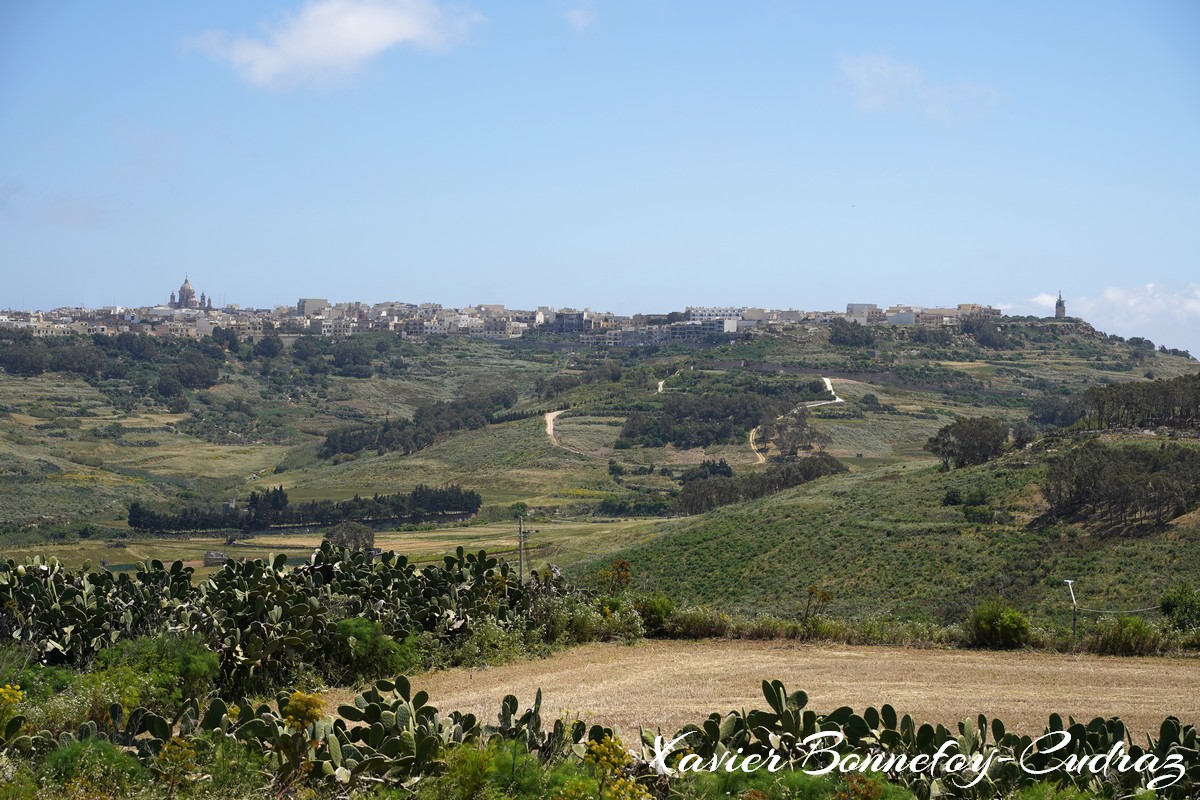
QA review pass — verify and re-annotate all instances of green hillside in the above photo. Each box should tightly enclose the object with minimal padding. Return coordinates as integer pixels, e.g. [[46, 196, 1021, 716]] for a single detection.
[[574, 445, 1200, 625], [2, 318, 1198, 626]]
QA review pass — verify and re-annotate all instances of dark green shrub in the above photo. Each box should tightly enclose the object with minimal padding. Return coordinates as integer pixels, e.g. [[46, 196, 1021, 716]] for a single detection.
[[962, 505, 995, 524], [45, 739, 145, 793], [633, 592, 675, 637], [13, 664, 74, 702], [963, 488, 988, 506], [196, 737, 267, 797], [335, 618, 423, 681], [0, 645, 72, 703], [419, 740, 498, 800], [447, 618, 529, 668], [1160, 583, 1200, 632], [92, 633, 218, 714], [968, 598, 1030, 649], [942, 489, 963, 506], [1086, 615, 1163, 656], [668, 606, 732, 639]]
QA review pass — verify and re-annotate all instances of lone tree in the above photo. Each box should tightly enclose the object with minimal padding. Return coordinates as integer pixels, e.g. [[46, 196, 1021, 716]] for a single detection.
[[924, 417, 1009, 470], [325, 521, 374, 552], [762, 409, 828, 461]]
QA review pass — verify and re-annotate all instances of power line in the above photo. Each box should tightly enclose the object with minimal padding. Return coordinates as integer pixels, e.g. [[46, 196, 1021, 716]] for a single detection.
[[1077, 605, 1161, 615], [1063, 578, 1162, 642]]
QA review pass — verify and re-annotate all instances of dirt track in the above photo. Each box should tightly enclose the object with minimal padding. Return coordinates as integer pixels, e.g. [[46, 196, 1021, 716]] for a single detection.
[[406, 640, 1198, 738]]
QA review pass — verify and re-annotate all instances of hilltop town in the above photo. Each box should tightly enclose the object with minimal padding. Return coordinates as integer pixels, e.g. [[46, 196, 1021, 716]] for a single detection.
[[1, 275, 1067, 346]]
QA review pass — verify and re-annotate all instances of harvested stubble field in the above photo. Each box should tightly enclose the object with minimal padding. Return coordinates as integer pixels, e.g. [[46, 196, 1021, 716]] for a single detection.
[[396, 640, 1199, 739]]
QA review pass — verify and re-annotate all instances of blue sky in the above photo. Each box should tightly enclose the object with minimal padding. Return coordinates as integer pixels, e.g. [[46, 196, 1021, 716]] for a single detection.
[[2, 1, 1198, 352]]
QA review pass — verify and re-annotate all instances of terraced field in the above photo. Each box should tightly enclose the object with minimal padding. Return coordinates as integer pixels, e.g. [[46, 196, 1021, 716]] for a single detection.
[[0, 518, 658, 575]]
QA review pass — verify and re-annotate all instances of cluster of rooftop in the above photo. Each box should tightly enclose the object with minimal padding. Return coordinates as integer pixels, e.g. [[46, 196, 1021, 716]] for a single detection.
[[1, 276, 1053, 345]]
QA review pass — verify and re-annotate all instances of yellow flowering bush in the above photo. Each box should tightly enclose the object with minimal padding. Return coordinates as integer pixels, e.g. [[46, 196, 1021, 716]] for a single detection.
[[584, 735, 632, 774], [581, 735, 651, 800], [0, 683, 23, 726], [284, 690, 324, 731]]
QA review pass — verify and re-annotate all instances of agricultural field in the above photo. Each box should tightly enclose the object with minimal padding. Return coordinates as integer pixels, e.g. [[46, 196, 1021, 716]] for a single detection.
[[398, 639, 1200, 739], [0, 518, 657, 575]]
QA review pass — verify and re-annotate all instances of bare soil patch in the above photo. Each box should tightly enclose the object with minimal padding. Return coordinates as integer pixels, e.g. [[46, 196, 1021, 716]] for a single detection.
[[397, 640, 1198, 738]]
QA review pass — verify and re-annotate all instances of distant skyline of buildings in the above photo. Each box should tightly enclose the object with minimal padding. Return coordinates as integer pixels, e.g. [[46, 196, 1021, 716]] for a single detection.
[[0, 274, 1087, 348]]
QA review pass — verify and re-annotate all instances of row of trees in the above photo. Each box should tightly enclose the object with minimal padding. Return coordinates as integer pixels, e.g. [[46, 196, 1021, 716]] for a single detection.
[[0, 330, 227, 389], [596, 497, 674, 516], [677, 453, 847, 514], [1077, 373, 1200, 430], [619, 383, 826, 450], [1043, 440, 1200, 524], [320, 387, 518, 458], [127, 483, 483, 532], [679, 458, 734, 483]]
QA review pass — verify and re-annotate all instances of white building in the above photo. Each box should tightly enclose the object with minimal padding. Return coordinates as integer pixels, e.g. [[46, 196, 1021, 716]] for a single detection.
[[686, 306, 744, 322]]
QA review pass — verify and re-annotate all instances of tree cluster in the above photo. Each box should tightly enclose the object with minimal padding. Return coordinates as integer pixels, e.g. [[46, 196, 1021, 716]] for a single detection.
[[1043, 440, 1200, 524], [677, 453, 847, 514], [618, 383, 825, 450], [1028, 396, 1083, 428], [320, 387, 518, 458], [1077, 373, 1200, 430], [758, 408, 830, 460], [596, 497, 674, 516], [324, 521, 375, 552], [0, 329, 297, 396], [924, 417, 1009, 469], [961, 317, 1015, 349], [534, 360, 623, 400], [828, 318, 874, 347], [679, 459, 734, 484], [127, 483, 482, 532]]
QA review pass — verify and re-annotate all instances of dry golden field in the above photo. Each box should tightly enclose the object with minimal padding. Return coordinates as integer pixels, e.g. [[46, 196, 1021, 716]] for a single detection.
[[392, 640, 1199, 739]]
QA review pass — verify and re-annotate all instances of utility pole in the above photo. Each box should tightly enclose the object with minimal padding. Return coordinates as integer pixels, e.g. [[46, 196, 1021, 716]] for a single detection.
[[1064, 580, 1077, 641], [517, 516, 525, 582]]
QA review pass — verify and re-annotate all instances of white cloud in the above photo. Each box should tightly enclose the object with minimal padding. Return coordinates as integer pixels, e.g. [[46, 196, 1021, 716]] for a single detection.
[[838, 53, 998, 120], [1067, 283, 1200, 355], [1074, 283, 1200, 325], [1028, 292, 1058, 310], [565, 2, 597, 33], [188, 0, 483, 88]]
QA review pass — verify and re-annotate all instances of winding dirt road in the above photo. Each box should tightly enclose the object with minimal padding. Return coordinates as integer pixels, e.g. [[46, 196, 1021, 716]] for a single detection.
[[750, 376, 843, 463], [543, 409, 591, 457], [547, 376, 843, 464]]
